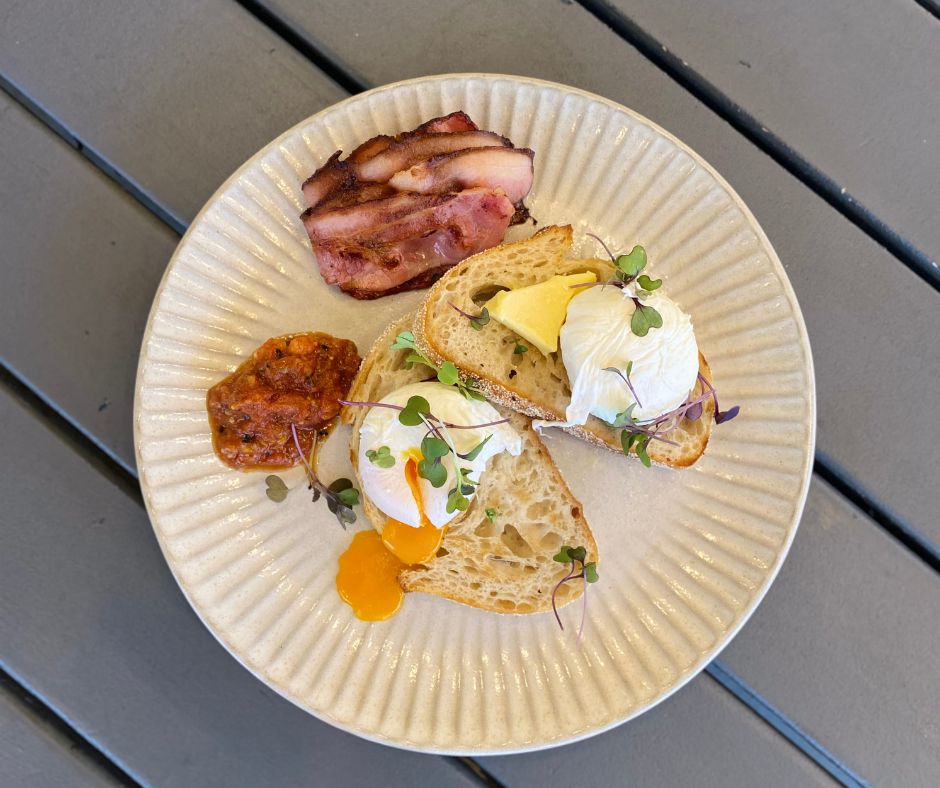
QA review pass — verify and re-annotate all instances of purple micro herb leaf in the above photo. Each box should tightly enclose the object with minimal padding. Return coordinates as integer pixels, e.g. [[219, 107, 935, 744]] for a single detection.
[[604, 364, 642, 408], [715, 405, 740, 424], [585, 232, 617, 263], [551, 545, 597, 639], [290, 423, 357, 530], [685, 400, 703, 421], [696, 373, 740, 426], [448, 301, 490, 330]]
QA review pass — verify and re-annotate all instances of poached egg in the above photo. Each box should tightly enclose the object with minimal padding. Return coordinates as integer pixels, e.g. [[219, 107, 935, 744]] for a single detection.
[[558, 285, 699, 426], [336, 381, 522, 621]]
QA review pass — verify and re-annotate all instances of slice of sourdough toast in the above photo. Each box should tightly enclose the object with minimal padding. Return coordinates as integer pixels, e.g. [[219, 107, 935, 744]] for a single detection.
[[412, 225, 714, 467], [341, 312, 597, 614]]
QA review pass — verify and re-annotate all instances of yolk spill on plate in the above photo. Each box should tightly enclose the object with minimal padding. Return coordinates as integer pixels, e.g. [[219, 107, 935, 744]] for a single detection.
[[336, 455, 444, 621], [336, 531, 406, 621]]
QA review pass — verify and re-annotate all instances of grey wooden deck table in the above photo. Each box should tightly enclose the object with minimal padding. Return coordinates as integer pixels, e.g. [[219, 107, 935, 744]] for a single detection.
[[2, 1, 938, 785]]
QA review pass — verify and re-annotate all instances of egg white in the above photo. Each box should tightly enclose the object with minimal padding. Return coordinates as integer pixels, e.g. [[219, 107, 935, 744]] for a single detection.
[[558, 285, 699, 425], [358, 382, 522, 528]]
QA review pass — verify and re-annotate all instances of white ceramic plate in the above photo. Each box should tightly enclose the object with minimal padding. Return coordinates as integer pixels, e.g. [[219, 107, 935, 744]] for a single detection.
[[134, 74, 815, 754]]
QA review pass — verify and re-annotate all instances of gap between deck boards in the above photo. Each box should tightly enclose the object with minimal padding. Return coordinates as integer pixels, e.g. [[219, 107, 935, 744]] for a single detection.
[[1, 668, 140, 786]]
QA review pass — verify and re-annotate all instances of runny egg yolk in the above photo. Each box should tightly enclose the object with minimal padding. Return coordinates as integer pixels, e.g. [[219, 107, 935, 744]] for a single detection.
[[335, 451, 444, 621], [381, 453, 445, 565]]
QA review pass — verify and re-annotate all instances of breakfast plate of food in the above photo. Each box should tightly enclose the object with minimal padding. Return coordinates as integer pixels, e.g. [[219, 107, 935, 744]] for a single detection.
[[134, 74, 815, 753]]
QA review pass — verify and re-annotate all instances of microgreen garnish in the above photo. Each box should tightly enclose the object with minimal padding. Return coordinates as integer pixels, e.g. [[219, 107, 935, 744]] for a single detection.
[[328, 478, 360, 510], [340, 397, 504, 514], [551, 545, 599, 640], [485, 508, 498, 523], [365, 445, 395, 468], [398, 394, 431, 426], [513, 342, 528, 355], [290, 423, 358, 529], [604, 370, 741, 467], [449, 301, 490, 331], [418, 434, 450, 488], [614, 245, 647, 279], [446, 465, 477, 513], [579, 236, 664, 338], [604, 362, 642, 408], [265, 474, 288, 502], [630, 301, 664, 337], [458, 433, 492, 461], [391, 331, 484, 400], [621, 430, 652, 467]]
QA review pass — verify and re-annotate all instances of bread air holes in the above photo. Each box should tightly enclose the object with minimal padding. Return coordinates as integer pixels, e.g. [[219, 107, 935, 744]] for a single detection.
[[474, 519, 498, 538], [540, 531, 562, 551], [526, 500, 551, 520], [500, 523, 535, 558], [470, 284, 509, 306]]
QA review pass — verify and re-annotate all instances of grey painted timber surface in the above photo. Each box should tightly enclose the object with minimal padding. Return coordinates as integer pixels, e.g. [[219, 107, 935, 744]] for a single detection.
[[721, 479, 940, 785], [609, 0, 940, 267], [481, 678, 831, 788], [0, 692, 117, 788], [0, 95, 178, 468], [0, 390, 831, 787], [0, 0, 346, 225], [0, 391, 480, 788]]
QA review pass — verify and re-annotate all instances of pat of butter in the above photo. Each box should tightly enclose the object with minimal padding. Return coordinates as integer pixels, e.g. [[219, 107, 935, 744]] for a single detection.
[[485, 271, 597, 354]]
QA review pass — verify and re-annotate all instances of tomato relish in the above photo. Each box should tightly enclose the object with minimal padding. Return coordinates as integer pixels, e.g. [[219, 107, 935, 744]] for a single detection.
[[206, 333, 360, 469]]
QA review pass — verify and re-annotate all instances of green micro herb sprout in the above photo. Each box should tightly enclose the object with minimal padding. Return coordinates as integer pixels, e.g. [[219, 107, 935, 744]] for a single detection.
[[578, 234, 664, 338], [365, 445, 395, 468], [286, 423, 359, 529], [449, 301, 490, 331], [485, 508, 498, 523], [513, 342, 528, 356], [391, 331, 484, 400], [552, 545, 599, 639], [265, 475, 288, 502]]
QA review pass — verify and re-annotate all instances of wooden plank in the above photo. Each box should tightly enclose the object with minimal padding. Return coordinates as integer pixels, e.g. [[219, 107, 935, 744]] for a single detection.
[[262, 0, 940, 544], [605, 0, 940, 267], [0, 0, 346, 225], [719, 478, 940, 784], [0, 391, 480, 788], [0, 692, 117, 788], [0, 96, 177, 468], [483, 676, 832, 788], [0, 390, 829, 787]]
